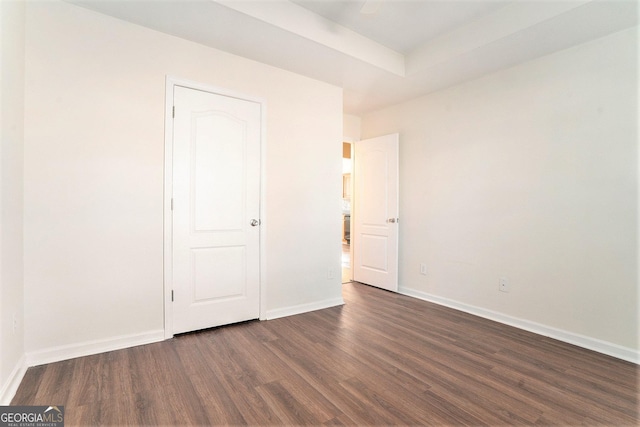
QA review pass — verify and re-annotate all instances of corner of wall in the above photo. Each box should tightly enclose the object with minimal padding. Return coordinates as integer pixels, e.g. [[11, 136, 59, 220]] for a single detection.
[[0, 0, 26, 405], [343, 114, 362, 142], [0, 356, 27, 405]]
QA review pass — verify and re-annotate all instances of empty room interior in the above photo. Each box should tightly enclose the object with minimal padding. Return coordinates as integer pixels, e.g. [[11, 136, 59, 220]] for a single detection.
[[1, 0, 638, 425]]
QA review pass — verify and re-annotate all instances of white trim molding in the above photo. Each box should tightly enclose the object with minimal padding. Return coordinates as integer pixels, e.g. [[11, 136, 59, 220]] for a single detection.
[[25, 330, 165, 367], [399, 286, 639, 364], [0, 355, 27, 405], [266, 297, 344, 321]]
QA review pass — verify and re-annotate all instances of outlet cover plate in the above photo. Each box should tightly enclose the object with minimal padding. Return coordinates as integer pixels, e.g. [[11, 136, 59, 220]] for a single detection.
[[420, 263, 427, 275]]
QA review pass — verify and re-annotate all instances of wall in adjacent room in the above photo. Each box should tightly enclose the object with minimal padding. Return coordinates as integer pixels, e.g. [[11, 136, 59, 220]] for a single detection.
[[343, 114, 361, 141]]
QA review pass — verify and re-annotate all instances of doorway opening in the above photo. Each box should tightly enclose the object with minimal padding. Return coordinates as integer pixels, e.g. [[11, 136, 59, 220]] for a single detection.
[[342, 141, 352, 284]]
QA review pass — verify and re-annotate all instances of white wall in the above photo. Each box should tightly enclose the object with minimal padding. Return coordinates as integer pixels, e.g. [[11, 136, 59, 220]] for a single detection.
[[0, 0, 26, 403], [24, 1, 343, 359], [361, 27, 638, 359], [343, 114, 361, 142]]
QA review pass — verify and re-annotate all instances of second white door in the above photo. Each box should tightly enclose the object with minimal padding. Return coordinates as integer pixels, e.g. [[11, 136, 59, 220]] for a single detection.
[[172, 85, 261, 334], [353, 133, 399, 292]]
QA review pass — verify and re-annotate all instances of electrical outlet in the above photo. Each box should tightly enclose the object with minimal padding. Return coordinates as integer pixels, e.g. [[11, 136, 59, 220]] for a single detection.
[[420, 263, 427, 275], [328, 268, 335, 280], [12, 313, 17, 334], [499, 277, 509, 293]]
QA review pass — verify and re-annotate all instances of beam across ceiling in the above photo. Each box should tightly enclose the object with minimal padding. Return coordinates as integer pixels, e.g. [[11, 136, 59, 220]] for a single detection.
[[217, 0, 406, 76]]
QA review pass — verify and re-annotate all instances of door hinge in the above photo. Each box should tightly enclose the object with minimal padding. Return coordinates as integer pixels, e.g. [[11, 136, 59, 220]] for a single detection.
[[171, 198, 173, 210], [172, 106, 175, 118], [171, 290, 174, 302]]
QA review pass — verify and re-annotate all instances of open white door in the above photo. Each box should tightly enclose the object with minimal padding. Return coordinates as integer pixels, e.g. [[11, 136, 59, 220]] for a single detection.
[[353, 133, 399, 292], [171, 84, 261, 334]]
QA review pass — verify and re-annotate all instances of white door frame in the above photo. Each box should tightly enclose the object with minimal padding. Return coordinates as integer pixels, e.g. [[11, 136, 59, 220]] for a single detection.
[[163, 76, 267, 339], [343, 137, 355, 283]]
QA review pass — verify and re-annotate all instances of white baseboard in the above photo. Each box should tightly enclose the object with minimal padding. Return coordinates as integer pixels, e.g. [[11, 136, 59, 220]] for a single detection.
[[266, 297, 344, 320], [0, 354, 27, 405], [26, 329, 165, 367], [399, 287, 639, 364]]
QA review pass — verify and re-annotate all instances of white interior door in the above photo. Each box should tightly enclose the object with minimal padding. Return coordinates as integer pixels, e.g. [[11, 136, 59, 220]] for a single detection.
[[353, 133, 399, 292], [172, 85, 261, 334]]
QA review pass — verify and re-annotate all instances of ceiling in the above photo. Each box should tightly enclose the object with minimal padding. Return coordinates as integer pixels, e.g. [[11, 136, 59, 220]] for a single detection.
[[290, 0, 511, 53], [69, 0, 638, 115]]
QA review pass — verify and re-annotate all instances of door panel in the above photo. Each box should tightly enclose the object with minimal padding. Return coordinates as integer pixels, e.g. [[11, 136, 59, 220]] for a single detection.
[[192, 246, 246, 301], [360, 150, 388, 224], [172, 85, 261, 334], [192, 112, 245, 232], [353, 133, 399, 292], [360, 234, 388, 272]]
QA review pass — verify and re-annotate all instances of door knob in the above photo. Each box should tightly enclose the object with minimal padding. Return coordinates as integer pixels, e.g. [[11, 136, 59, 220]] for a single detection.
[[387, 218, 399, 223], [250, 219, 260, 227]]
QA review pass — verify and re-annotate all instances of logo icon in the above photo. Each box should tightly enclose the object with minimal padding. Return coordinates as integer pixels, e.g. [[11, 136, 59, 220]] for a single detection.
[[0, 405, 65, 427]]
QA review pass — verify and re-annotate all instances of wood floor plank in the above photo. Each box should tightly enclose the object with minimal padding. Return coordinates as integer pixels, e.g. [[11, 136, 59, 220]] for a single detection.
[[11, 282, 639, 426], [33, 358, 75, 405], [255, 380, 324, 425], [325, 317, 542, 424], [187, 372, 249, 425], [72, 393, 139, 427], [339, 376, 426, 425], [488, 364, 632, 426], [494, 347, 638, 418], [322, 413, 358, 426], [67, 349, 135, 407], [11, 364, 45, 404], [259, 338, 350, 420]]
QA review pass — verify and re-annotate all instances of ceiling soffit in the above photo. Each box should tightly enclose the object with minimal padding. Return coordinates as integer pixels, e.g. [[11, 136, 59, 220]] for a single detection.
[[66, 0, 639, 114]]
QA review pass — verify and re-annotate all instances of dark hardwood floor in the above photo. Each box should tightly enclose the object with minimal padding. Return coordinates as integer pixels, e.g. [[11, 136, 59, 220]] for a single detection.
[[13, 282, 639, 426]]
